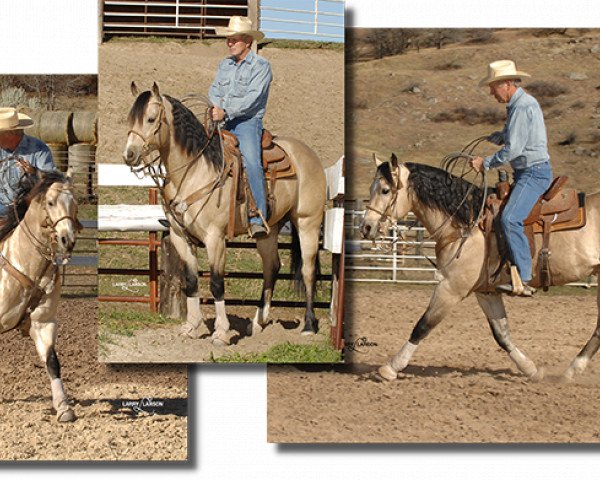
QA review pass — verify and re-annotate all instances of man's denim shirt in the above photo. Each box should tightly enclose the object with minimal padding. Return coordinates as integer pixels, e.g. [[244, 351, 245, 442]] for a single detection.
[[0, 134, 55, 206], [484, 87, 550, 171], [208, 49, 272, 121]]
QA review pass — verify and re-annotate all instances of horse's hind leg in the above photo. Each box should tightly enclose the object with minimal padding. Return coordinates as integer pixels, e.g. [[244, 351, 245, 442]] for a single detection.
[[563, 286, 600, 381], [29, 312, 75, 422], [204, 230, 230, 346], [250, 224, 281, 336], [379, 280, 463, 381], [170, 230, 207, 339], [293, 217, 320, 335], [475, 293, 541, 380]]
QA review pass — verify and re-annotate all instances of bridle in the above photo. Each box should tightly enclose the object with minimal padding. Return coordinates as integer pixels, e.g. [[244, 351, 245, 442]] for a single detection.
[[125, 95, 228, 241], [364, 164, 403, 237], [19, 183, 79, 262]]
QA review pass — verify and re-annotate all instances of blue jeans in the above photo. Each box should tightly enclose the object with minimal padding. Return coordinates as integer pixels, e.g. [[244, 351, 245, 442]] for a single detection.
[[500, 162, 553, 282], [0, 204, 9, 217], [226, 117, 266, 226]]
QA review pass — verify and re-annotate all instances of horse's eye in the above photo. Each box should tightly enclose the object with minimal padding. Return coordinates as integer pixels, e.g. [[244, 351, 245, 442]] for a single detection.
[[47, 200, 54, 207], [381, 188, 391, 195], [148, 117, 156, 123]]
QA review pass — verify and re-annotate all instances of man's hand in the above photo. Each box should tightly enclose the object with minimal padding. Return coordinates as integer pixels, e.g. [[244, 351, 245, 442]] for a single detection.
[[469, 156, 485, 173], [487, 131, 504, 145], [211, 106, 226, 122]]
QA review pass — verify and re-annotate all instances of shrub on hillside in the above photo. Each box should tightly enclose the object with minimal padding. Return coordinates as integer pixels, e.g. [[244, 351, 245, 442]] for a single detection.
[[526, 81, 569, 99], [431, 107, 504, 125]]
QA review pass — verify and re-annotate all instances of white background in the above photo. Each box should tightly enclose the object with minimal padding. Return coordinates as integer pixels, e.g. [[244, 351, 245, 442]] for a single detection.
[[2, 0, 600, 477]]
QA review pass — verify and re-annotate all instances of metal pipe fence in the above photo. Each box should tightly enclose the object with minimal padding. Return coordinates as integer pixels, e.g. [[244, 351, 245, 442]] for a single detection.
[[260, 0, 344, 41]]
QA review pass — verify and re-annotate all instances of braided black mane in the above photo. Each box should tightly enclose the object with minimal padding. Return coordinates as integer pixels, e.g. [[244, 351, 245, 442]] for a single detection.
[[166, 95, 222, 170], [0, 170, 68, 242], [404, 162, 485, 228]]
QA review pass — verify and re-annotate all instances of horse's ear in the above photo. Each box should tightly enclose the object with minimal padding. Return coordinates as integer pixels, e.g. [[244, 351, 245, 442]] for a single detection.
[[390, 153, 398, 169], [373, 154, 384, 167], [65, 167, 73, 180], [131, 81, 139, 97], [151, 82, 161, 98]]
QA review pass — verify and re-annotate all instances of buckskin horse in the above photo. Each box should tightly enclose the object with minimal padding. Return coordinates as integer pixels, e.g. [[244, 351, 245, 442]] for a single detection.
[[0, 171, 80, 421], [123, 82, 326, 345], [361, 153, 600, 382]]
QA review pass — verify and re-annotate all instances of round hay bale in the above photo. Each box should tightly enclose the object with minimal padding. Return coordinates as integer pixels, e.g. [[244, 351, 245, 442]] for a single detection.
[[38, 111, 73, 145], [47, 143, 69, 172], [25, 110, 45, 141], [72, 110, 97, 144], [68, 143, 95, 176]]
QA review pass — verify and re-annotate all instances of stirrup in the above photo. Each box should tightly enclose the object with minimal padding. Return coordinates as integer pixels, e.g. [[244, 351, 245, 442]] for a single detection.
[[495, 266, 536, 297]]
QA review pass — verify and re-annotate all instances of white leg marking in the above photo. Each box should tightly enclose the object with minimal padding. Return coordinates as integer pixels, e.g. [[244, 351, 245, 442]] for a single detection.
[[212, 300, 230, 346], [378, 341, 418, 381], [390, 341, 418, 372], [180, 297, 204, 338], [564, 356, 589, 381], [509, 348, 538, 378]]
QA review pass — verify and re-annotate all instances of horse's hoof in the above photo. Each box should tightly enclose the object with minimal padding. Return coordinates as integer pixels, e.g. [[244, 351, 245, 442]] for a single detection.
[[211, 335, 229, 347], [561, 368, 575, 383], [378, 364, 398, 381], [57, 407, 76, 423], [300, 329, 315, 336], [529, 367, 546, 383], [179, 323, 200, 339]]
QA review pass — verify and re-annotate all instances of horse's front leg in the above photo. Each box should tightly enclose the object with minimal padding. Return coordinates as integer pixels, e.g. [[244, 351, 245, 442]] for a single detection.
[[204, 230, 229, 346], [170, 229, 207, 339], [378, 279, 464, 381], [29, 288, 75, 422], [475, 292, 541, 380], [250, 224, 281, 336], [563, 286, 600, 381]]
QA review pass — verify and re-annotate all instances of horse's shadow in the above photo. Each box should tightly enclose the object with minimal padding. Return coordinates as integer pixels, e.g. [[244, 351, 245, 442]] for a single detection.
[[286, 362, 518, 383], [201, 316, 301, 346]]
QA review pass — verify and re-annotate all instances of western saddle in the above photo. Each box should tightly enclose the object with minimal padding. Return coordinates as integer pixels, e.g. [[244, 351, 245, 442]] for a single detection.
[[221, 128, 296, 239], [481, 172, 586, 291]]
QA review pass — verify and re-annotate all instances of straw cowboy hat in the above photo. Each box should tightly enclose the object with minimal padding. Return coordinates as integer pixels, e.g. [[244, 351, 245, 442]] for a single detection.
[[479, 60, 531, 87], [0, 107, 34, 132], [214, 16, 265, 43]]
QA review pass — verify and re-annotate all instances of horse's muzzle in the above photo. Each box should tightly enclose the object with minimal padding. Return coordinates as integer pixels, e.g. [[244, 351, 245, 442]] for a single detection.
[[123, 147, 141, 167], [360, 219, 379, 240]]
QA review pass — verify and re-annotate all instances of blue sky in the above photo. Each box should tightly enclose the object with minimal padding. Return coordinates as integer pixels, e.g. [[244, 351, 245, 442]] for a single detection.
[[259, 0, 344, 42]]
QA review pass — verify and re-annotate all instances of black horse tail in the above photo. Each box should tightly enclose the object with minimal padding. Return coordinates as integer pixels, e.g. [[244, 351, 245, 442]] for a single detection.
[[290, 222, 320, 295]]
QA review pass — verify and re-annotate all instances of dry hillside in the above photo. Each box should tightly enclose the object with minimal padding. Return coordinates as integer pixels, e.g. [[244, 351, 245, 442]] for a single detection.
[[347, 28, 600, 198]]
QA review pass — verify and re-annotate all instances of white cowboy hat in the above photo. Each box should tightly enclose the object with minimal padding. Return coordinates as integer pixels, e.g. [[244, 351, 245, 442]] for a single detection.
[[214, 16, 265, 43], [479, 60, 531, 87], [0, 107, 34, 132]]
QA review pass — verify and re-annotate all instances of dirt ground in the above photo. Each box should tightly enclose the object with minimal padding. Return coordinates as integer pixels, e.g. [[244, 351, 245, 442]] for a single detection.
[[0, 298, 188, 460], [268, 283, 600, 443], [100, 305, 331, 363], [97, 40, 343, 361]]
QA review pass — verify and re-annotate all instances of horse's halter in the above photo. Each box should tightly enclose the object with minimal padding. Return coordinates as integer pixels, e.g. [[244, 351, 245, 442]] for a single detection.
[[127, 99, 166, 172], [365, 164, 403, 233]]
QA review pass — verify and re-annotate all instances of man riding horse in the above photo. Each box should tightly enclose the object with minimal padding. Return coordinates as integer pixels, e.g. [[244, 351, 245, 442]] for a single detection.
[[209, 16, 272, 239], [470, 60, 553, 297], [0, 107, 56, 217]]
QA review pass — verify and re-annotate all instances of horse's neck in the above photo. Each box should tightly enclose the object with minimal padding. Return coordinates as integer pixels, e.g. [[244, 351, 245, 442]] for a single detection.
[[163, 147, 227, 200], [2, 206, 52, 278], [411, 202, 461, 241]]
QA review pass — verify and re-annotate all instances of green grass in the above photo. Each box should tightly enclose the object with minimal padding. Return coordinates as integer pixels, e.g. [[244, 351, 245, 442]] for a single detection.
[[213, 339, 342, 363], [99, 308, 181, 337]]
